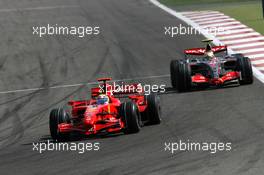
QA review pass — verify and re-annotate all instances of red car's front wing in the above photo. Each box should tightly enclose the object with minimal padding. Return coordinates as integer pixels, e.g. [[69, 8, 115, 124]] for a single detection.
[[192, 71, 240, 86], [58, 117, 125, 136]]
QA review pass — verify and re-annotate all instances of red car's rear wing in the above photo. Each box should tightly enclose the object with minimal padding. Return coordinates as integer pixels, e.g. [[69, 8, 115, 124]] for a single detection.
[[91, 78, 113, 98], [112, 83, 144, 96], [91, 83, 144, 99], [184, 46, 227, 55], [97, 77, 112, 82]]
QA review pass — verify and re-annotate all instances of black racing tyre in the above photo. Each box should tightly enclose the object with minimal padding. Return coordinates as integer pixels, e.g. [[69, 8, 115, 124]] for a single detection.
[[170, 60, 180, 88], [145, 94, 161, 125], [120, 102, 140, 134], [170, 60, 191, 91], [236, 55, 253, 85], [171, 60, 191, 92], [178, 62, 192, 92], [49, 108, 71, 141]]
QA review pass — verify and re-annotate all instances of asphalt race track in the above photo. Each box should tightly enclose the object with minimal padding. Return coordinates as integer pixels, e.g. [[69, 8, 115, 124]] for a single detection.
[[0, 0, 264, 174]]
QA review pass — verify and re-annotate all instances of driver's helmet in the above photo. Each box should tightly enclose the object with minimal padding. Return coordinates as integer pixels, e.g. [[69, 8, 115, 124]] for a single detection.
[[205, 43, 215, 59], [96, 94, 109, 105], [205, 50, 215, 59]]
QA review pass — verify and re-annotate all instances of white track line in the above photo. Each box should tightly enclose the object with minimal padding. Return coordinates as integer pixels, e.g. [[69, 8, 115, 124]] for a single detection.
[[252, 66, 264, 82], [197, 18, 236, 25], [201, 21, 241, 28], [235, 48, 264, 54], [223, 37, 264, 45], [149, 0, 264, 83], [251, 59, 264, 64], [0, 74, 170, 94], [245, 54, 264, 59], [193, 16, 230, 23], [0, 5, 79, 13], [230, 42, 264, 49], [219, 25, 248, 30], [185, 11, 220, 14], [218, 32, 260, 40], [217, 28, 254, 36], [189, 14, 225, 20], [185, 12, 222, 18], [181, 11, 215, 15], [257, 67, 264, 71]]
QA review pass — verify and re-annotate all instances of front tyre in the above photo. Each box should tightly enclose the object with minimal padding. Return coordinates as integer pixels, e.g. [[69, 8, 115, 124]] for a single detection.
[[236, 55, 253, 85], [49, 108, 71, 141], [120, 102, 141, 134], [170, 60, 191, 92], [170, 60, 180, 88]]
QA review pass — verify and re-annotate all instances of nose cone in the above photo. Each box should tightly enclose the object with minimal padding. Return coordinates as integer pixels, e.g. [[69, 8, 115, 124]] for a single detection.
[[84, 105, 99, 124]]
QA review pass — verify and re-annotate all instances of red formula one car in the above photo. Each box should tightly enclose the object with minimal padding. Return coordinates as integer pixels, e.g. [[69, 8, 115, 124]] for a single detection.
[[49, 78, 161, 141], [170, 40, 253, 92]]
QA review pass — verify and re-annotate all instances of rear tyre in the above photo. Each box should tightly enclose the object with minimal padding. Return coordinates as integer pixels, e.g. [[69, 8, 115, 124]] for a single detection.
[[170, 60, 191, 92], [120, 102, 141, 134], [49, 108, 71, 141], [236, 55, 253, 85], [145, 94, 161, 125]]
